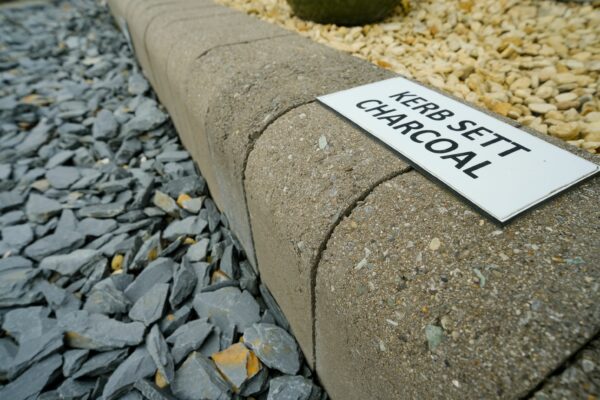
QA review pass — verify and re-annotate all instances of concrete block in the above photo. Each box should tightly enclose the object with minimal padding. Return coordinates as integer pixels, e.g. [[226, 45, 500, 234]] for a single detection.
[[245, 103, 410, 364], [160, 14, 287, 214], [188, 34, 395, 271], [316, 169, 599, 399], [126, 0, 211, 84], [143, 4, 235, 105]]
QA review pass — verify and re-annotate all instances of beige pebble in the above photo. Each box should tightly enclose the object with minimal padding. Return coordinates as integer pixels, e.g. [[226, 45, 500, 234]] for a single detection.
[[548, 122, 580, 140], [535, 86, 553, 99], [529, 103, 557, 114], [554, 92, 578, 103]]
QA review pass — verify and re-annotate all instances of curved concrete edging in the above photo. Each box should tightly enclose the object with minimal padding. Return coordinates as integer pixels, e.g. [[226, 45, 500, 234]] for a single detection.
[[107, 1, 600, 398]]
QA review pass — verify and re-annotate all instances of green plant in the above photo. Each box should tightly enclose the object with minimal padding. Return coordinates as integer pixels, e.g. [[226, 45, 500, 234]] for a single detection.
[[286, 0, 401, 26]]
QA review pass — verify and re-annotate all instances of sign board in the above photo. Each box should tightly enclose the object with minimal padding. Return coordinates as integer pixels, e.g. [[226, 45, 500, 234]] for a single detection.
[[318, 77, 599, 222]]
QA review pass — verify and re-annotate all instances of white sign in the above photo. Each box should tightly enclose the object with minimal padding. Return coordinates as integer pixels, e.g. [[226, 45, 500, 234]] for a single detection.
[[318, 77, 599, 222]]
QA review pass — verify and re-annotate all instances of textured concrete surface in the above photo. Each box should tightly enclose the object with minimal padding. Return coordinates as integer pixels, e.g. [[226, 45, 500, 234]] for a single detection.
[[246, 102, 409, 364], [188, 34, 394, 277], [316, 169, 599, 399], [533, 336, 600, 399]]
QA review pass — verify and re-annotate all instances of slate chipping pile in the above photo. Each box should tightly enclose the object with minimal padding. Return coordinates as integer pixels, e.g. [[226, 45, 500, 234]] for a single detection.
[[0, 1, 325, 399]]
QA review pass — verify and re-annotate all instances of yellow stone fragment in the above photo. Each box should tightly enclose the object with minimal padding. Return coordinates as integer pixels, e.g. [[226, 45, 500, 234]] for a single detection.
[[177, 193, 192, 208], [111, 254, 124, 271], [183, 237, 196, 245], [246, 351, 261, 377], [211, 270, 231, 284], [148, 247, 158, 261], [211, 343, 261, 392], [166, 314, 175, 321], [155, 370, 168, 388]]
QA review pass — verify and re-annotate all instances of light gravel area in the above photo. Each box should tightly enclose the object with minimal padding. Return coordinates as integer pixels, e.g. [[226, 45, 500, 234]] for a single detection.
[[0, 0, 324, 399], [216, 0, 600, 154]]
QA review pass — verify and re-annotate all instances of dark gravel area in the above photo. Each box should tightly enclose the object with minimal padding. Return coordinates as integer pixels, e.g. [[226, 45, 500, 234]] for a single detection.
[[0, 1, 325, 399]]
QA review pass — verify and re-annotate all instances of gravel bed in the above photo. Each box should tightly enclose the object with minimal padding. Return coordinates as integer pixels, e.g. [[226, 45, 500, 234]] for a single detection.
[[216, 0, 600, 154], [0, 1, 325, 399]]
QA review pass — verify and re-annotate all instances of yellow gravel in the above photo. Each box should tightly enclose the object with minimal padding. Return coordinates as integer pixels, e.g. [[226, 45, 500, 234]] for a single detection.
[[216, 0, 600, 154]]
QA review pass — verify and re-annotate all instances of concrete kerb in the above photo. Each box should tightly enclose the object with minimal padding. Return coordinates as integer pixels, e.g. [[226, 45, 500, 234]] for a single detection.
[[315, 170, 600, 400], [107, 0, 600, 398], [186, 33, 397, 278]]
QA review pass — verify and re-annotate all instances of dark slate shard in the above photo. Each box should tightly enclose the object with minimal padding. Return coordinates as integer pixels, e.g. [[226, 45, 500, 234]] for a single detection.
[[0, 353, 62, 400], [146, 324, 174, 385], [239, 260, 259, 296], [161, 175, 206, 198], [39, 280, 81, 312], [59, 310, 145, 351], [0, 266, 42, 307], [119, 390, 144, 400], [134, 379, 177, 400], [128, 232, 161, 272], [158, 236, 184, 258], [71, 170, 102, 190], [159, 303, 192, 337], [83, 284, 130, 315], [96, 178, 133, 194], [46, 166, 80, 189], [243, 323, 301, 375], [124, 257, 174, 303], [40, 249, 104, 276], [116, 210, 147, 223], [24, 230, 85, 261], [156, 151, 189, 163], [92, 109, 118, 140], [152, 190, 179, 216], [45, 149, 75, 169], [35, 217, 58, 238], [112, 219, 153, 235], [0, 164, 12, 181], [240, 366, 269, 397], [5, 327, 64, 379], [128, 283, 169, 326], [122, 99, 167, 137], [192, 262, 212, 293], [0, 338, 18, 362], [220, 323, 235, 351], [132, 177, 154, 209], [172, 352, 231, 400], [0, 191, 24, 212], [187, 238, 210, 262], [163, 216, 208, 241], [1, 223, 33, 252], [199, 328, 221, 358], [77, 217, 117, 237], [267, 376, 315, 400], [77, 202, 126, 219], [128, 73, 149, 96], [79, 257, 108, 295], [169, 257, 197, 309], [102, 347, 155, 400], [166, 318, 213, 364], [16, 118, 52, 155], [115, 139, 142, 165], [193, 287, 260, 333], [2, 306, 53, 343], [259, 283, 290, 331], [0, 210, 25, 227], [204, 199, 221, 233], [56, 378, 96, 400], [25, 193, 62, 223], [55, 209, 78, 235], [71, 349, 128, 379], [62, 349, 89, 377], [219, 244, 239, 280], [199, 280, 239, 294], [97, 233, 129, 256]]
